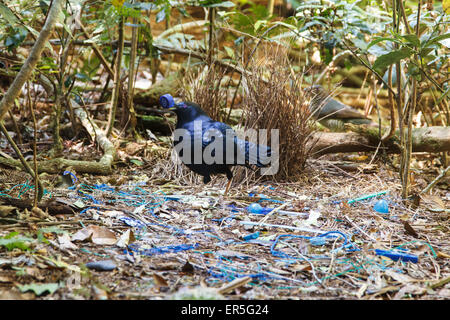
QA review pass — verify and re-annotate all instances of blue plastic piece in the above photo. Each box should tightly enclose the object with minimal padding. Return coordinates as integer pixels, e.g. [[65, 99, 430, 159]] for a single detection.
[[243, 231, 260, 241], [310, 237, 327, 246], [246, 203, 272, 215], [373, 199, 389, 214], [247, 203, 263, 213], [375, 249, 418, 263], [159, 94, 175, 109]]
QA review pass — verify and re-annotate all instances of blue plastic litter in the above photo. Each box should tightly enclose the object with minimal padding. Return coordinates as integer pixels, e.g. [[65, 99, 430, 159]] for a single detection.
[[119, 216, 147, 229], [63, 171, 78, 189], [373, 199, 389, 214], [159, 94, 175, 108], [347, 190, 389, 204], [310, 237, 327, 246], [127, 243, 199, 256], [375, 249, 418, 263], [248, 193, 284, 204], [243, 231, 260, 241], [247, 203, 271, 214], [246, 203, 308, 217]]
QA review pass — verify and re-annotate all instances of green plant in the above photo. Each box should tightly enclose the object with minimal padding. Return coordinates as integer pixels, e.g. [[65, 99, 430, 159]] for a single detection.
[[0, 231, 33, 251]]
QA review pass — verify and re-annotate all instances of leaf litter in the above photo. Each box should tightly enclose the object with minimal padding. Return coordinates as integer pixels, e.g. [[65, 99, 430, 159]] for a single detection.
[[0, 160, 449, 300]]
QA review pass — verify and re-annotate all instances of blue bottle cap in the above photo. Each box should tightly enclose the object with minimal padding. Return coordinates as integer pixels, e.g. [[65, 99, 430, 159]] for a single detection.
[[247, 203, 263, 214], [373, 199, 389, 214], [159, 94, 175, 109]]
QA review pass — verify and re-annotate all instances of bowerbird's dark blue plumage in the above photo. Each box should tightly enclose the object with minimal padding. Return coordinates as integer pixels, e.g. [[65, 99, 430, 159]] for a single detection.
[[160, 95, 271, 188]]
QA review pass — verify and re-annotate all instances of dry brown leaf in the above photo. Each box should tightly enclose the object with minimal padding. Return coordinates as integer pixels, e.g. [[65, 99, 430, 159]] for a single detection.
[[356, 283, 368, 299], [393, 284, 426, 299], [180, 261, 195, 275], [218, 276, 251, 295], [153, 273, 169, 287], [436, 251, 450, 259], [101, 210, 126, 218], [58, 234, 78, 250], [71, 227, 93, 242], [291, 263, 312, 272], [24, 267, 45, 281], [152, 262, 179, 271], [71, 225, 116, 245], [115, 229, 135, 248], [0, 205, 16, 217], [403, 221, 419, 238], [0, 289, 33, 300], [0, 276, 12, 283], [420, 194, 446, 211], [266, 266, 291, 275], [31, 207, 49, 219], [124, 142, 144, 156], [385, 269, 415, 284]]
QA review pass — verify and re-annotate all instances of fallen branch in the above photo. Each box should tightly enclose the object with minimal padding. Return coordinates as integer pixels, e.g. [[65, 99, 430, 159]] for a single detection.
[[0, 197, 75, 215], [311, 126, 450, 155], [420, 165, 450, 195], [0, 99, 115, 175], [133, 70, 182, 106], [0, 156, 112, 175]]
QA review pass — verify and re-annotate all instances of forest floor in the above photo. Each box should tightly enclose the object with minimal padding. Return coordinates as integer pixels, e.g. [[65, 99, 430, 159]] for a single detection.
[[0, 143, 449, 300]]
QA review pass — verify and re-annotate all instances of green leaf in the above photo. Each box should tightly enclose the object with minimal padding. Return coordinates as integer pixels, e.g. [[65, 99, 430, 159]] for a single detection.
[[36, 230, 49, 244], [4, 231, 19, 239], [130, 159, 143, 166], [200, 1, 235, 8], [419, 47, 434, 57], [272, 21, 297, 31], [367, 37, 402, 50], [0, 3, 19, 25], [18, 283, 59, 296], [344, 59, 352, 70], [373, 48, 413, 71], [254, 20, 267, 32], [156, 9, 166, 23], [223, 46, 234, 59], [0, 232, 33, 251], [402, 34, 420, 47], [351, 38, 368, 51], [40, 226, 67, 234], [425, 33, 450, 47], [436, 87, 450, 105], [0, 238, 31, 251]]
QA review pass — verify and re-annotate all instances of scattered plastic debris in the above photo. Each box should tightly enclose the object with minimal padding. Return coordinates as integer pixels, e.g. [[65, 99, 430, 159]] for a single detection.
[[246, 203, 308, 217], [310, 237, 327, 246], [375, 249, 419, 263], [240, 220, 326, 234], [2, 172, 443, 299], [373, 199, 390, 214], [243, 232, 260, 241], [347, 190, 389, 204]]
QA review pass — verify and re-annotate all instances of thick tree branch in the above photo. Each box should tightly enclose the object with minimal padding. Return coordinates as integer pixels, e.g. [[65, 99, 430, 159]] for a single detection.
[[311, 126, 450, 156]]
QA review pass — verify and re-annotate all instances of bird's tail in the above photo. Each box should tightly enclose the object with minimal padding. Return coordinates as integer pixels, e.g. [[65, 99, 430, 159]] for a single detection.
[[240, 139, 272, 167]]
